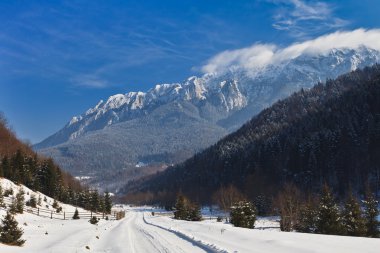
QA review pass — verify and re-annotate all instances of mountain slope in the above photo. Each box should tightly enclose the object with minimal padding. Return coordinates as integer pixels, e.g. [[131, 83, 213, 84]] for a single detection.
[[35, 46, 380, 189], [124, 65, 380, 203], [0, 113, 106, 212]]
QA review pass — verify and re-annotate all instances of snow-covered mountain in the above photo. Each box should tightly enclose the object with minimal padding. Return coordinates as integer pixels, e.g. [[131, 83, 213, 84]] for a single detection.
[[34, 46, 380, 190]]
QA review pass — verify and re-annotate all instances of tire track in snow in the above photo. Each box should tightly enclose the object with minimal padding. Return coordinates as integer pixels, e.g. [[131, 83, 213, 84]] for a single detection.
[[142, 213, 229, 253]]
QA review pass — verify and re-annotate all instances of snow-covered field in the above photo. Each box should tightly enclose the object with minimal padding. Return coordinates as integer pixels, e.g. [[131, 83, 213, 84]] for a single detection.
[[1, 178, 380, 253]]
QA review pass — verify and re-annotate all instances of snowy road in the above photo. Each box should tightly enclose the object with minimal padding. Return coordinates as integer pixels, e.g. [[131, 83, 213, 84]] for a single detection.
[[93, 211, 208, 253]]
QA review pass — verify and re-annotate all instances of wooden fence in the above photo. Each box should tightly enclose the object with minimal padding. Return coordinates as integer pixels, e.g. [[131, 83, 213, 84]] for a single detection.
[[2, 196, 125, 221]]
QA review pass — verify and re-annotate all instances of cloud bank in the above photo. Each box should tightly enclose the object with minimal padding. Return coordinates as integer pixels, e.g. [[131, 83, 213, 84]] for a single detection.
[[201, 29, 380, 74]]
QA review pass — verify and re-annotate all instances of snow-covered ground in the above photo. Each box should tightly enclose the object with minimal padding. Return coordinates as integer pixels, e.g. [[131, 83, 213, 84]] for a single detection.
[[1, 179, 380, 252]]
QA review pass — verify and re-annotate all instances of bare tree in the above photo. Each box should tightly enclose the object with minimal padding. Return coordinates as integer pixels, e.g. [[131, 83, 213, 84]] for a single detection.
[[274, 183, 303, 231], [212, 185, 245, 218]]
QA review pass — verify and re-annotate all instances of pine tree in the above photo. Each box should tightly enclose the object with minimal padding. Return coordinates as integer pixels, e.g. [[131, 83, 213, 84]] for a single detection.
[[15, 188, 25, 214], [342, 194, 366, 236], [0, 185, 6, 208], [174, 195, 188, 220], [37, 195, 41, 206], [230, 201, 256, 229], [296, 202, 317, 233], [104, 191, 112, 214], [316, 185, 344, 235], [52, 199, 59, 209], [9, 197, 17, 214], [0, 211, 25, 246], [173, 194, 202, 221], [1, 156, 10, 178], [28, 194, 37, 208], [72, 208, 80, 219], [90, 190, 99, 212], [189, 203, 202, 221], [363, 191, 380, 238]]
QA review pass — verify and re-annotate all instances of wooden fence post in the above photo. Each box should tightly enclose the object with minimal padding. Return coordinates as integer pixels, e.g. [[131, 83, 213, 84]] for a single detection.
[[64, 212, 65, 220], [91, 211, 92, 218], [37, 208, 39, 216], [51, 211, 53, 219]]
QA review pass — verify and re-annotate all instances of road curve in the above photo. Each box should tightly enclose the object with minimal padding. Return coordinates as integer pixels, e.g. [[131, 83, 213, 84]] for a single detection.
[[94, 211, 209, 253]]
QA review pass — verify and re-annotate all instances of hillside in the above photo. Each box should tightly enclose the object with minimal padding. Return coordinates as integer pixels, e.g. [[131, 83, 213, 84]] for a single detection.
[[35, 46, 380, 190], [123, 65, 380, 204], [0, 115, 108, 212]]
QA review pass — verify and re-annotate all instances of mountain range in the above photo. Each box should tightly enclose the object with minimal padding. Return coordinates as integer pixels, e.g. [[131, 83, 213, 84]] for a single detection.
[[34, 46, 380, 191], [123, 64, 380, 206]]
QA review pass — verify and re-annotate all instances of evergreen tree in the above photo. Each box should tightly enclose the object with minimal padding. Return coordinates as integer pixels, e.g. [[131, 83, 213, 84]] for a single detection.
[[174, 194, 202, 221], [72, 208, 80, 219], [363, 191, 380, 238], [52, 199, 59, 209], [1, 156, 10, 179], [230, 201, 256, 229], [104, 191, 112, 214], [90, 190, 99, 212], [296, 202, 317, 233], [9, 197, 17, 214], [342, 194, 366, 236], [0, 211, 25, 246], [28, 194, 37, 208], [188, 203, 202, 221], [15, 188, 25, 214], [316, 185, 344, 235], [89, 216, 99, 225], [37, 195, 41, 206], [174, 195, 188, 220], [0, 185, 6, 208]]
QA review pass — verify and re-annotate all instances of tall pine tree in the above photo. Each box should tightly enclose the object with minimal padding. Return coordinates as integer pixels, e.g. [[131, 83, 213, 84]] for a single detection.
[[316, 185, 344, 235], [342, 193, 366, 236], [15, 188, 25, 214], [0, 185, 6, 208], [363, 191, 380, 238], [104, 191, 112, 214]]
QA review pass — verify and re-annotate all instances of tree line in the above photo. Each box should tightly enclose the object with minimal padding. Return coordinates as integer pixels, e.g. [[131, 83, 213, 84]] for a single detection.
[[0, 150, 112, 213], [171, 183, 379, 238]]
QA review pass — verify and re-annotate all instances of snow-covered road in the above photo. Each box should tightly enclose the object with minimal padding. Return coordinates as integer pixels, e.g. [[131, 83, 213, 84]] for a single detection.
[[93, 211, 208, 253]]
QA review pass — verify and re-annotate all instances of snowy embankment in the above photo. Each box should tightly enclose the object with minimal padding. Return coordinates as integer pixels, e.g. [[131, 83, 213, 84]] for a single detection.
[[143, 207, 380, 253]]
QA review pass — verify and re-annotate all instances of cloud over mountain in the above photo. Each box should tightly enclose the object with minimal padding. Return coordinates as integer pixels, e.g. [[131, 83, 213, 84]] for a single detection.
[[201, 29, 380, 74]]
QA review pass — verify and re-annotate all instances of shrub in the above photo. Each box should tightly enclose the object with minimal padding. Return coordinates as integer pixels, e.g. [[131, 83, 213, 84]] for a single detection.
[[230, 201, 256, 229], [89, 216, 99, 225], [72, 209, 80, 219]]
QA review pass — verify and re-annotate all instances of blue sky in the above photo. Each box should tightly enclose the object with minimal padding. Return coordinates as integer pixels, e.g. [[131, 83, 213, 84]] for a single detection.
[[0, 0, 379, 143]]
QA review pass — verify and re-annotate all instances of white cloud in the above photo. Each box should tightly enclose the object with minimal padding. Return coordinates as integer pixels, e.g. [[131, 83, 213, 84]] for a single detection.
[[271, 0, 349, 38], [201, 29, 380, 74], [70, 74, 110, 88]]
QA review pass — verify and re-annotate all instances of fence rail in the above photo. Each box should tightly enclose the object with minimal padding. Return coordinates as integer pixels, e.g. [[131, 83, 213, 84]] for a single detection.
[[2, 196, 125, 221]]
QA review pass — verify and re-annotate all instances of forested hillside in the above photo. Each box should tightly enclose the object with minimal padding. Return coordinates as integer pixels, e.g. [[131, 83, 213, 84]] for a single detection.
[[124, 65, 380, 205], [0, 115, 107, 212]]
